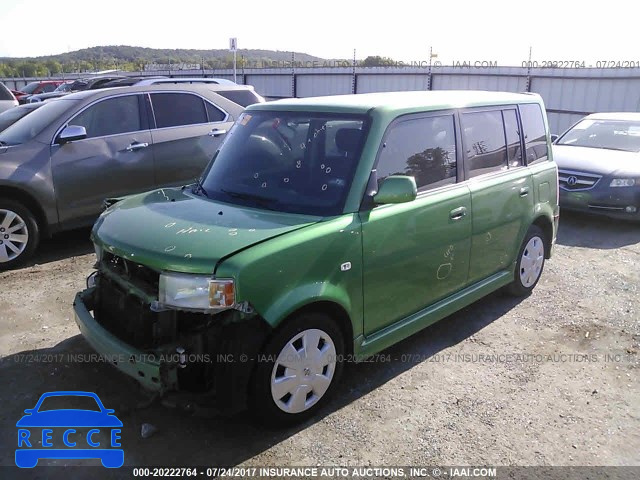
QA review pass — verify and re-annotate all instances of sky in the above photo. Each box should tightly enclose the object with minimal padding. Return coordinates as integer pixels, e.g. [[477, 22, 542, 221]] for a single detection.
[[0, 0, 636, 66]]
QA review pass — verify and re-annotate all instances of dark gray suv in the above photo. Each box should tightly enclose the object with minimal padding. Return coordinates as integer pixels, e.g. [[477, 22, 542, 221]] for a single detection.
[[0, 84, 259, 268]]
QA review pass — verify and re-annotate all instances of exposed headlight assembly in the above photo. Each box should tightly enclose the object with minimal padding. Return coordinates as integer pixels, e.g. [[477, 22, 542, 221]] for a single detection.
[[159, 272, 235, 311]]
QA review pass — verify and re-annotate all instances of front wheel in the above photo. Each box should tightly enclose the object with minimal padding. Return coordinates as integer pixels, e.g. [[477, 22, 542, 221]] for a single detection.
[[0, 199, 40, 270], [249, 312, 344, 426], [507, 225, 546, 296]]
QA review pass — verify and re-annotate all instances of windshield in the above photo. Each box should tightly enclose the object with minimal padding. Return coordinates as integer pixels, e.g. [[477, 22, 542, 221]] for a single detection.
[[200, 111, 368, 216], [0, 99, 77, 146], [55, 83, 72, 92], [19, 82, 40, 94], [69, 80, 89, 91], [557, 118, 640, 152]]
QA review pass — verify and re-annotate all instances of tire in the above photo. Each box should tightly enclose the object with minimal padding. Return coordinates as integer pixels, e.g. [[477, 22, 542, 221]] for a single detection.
[[249, 312, 344, 426], [0, 198, 40, 270], [506, 225, 546, 296]]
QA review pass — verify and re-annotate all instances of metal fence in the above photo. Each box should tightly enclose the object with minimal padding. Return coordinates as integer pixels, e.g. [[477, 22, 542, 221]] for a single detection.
[[4, 66, 640, 133]]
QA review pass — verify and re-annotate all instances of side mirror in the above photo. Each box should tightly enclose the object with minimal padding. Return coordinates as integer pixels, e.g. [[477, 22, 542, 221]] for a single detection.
[[550, 134, 559, 143], [57, 125, 87, 144], [373, 175, 417, 205]]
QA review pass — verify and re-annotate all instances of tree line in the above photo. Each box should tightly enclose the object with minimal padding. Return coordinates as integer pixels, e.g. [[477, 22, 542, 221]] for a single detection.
[[0, 46, 398, 78]]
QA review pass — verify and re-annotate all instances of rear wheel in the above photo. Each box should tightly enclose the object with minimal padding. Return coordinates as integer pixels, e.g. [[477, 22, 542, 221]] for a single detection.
[[0, 199, 40, 270], [507, 225, 546, 296], [249, 312, 344, 425]]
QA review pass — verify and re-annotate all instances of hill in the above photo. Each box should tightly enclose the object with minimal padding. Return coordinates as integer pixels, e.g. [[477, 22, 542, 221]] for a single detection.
[[0, 45, 326, 77]]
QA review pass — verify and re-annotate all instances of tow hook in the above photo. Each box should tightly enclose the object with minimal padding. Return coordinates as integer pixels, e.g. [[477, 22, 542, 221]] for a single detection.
[[176, 347, 187, 368]]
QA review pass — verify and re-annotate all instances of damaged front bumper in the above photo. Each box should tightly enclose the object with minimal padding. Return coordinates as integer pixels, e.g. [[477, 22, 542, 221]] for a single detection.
[[74, 282, 271, 413], [73, 287, 177, 393]]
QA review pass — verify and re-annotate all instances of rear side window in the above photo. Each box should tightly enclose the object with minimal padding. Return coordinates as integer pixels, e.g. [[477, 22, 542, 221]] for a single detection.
[[377, 114, 457, 192], [0, 82, 15, 101], [70, 95, 142, 138], [151, 93, 208, 128], [519, 103, 548, 164], [461, 110, 507, 177], [216, 90, 261, 107]]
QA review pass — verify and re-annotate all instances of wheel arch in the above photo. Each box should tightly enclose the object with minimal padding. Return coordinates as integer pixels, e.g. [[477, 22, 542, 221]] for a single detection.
[[532, 214, 553, 259], [277, 300, 355, 355], [0, 186, 51, 237]]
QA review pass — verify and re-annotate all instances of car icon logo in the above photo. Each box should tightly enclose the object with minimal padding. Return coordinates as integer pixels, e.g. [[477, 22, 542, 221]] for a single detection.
[[566, 175, 578, 187], [15, 391, 124, 468]]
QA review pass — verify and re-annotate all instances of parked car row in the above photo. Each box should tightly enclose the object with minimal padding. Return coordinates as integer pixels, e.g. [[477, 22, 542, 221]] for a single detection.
[[0, 83, 264, 267]]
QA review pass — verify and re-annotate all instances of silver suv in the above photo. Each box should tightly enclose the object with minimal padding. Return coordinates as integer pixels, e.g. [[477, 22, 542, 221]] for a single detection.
[[0, 84, 258, 268]]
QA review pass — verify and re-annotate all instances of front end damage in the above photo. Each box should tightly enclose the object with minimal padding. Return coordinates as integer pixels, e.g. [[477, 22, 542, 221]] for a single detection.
[[73, 252, 270, 414]]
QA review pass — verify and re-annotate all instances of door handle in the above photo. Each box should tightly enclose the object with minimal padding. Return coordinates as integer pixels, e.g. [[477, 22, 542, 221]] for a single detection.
[[519, 187, 530, 197], [450, 206, 467, 220], [208, 128, 227, 137], [125, 142, 149, 152]]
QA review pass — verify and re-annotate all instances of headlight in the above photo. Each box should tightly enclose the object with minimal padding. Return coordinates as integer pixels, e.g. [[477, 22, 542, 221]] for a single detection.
[[610, 178, 636, 187], [159, 272, 235, 311]]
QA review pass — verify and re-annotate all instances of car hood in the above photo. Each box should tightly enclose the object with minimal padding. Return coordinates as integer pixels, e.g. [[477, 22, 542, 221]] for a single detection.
[[553, 145, 640, 176], [16, 410, 122, 427], [94, 188, 321, 274]]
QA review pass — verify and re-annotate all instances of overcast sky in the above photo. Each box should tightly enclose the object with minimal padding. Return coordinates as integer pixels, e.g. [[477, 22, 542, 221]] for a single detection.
[[0, 0, 635, 66]]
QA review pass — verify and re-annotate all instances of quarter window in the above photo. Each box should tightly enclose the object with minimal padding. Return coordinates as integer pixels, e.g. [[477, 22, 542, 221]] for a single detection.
[[461, 110, 507, 177], [519, 103, 548, 164], [150, 93, 208, 128], [70, 95, 141, 139], [205, 102, 226, 122], [0, 82, 14, 100], [377, 115, 457, 192]]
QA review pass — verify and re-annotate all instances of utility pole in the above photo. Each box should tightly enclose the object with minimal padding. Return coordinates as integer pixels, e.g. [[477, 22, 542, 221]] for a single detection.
[[229, 37, 238, 83]]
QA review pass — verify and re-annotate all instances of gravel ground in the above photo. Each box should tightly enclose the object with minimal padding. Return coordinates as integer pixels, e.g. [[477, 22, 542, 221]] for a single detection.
[[0, 212, 638, 478]]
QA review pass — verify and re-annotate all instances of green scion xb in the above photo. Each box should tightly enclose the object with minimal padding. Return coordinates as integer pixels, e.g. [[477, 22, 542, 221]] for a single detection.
[[74, 91, 559, 424]]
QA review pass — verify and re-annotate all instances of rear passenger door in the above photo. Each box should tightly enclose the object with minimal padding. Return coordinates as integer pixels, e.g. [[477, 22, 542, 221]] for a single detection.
[[361, 112, 472, 336], [461, 107, 534, 284], [148, 92, 235, 187]]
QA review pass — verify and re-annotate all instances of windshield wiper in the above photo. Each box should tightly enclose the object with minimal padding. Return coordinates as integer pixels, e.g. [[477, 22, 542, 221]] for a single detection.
[[221, 189, 279, 210], [192, 177, 209, 198]]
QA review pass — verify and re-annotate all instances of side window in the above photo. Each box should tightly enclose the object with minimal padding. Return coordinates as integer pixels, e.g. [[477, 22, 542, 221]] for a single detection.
[[503, 109, 522, 167], [70, 95, 141, 139], [41, 84, 56, 93], [151, 93, 208, 128], [376, 115, 457, 192], [205, 102, 226, 122], [519, 103, 548, 164], [461, 110, 507, 177]]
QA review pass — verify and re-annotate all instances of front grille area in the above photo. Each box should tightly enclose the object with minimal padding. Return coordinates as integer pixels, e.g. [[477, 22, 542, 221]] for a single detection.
[[102, 252, 159, 298], [558, 169, 602, 191]]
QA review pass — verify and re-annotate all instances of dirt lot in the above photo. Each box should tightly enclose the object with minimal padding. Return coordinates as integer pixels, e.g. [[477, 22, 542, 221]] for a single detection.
[[0, 212, 638, 477]]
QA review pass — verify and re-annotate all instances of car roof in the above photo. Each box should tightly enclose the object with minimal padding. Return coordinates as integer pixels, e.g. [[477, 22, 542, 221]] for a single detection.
[[248, 90, 543, 115], [62, 83, 258, 101], [134, 77, 236, 86], [584, 112, 640, 121]]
